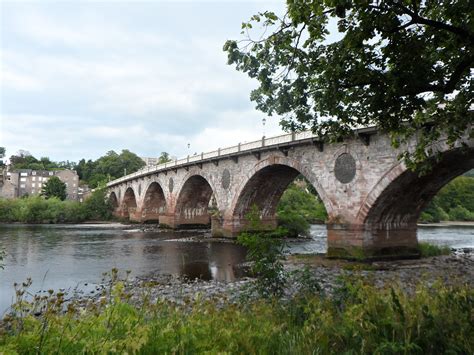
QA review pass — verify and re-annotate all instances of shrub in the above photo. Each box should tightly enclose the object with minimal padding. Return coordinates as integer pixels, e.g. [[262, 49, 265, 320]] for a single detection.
[[0, 194, 112, 223], [83, 188, 113, 220], [1, 277, 473, 354], [276, 209, 309, 237], [448, 206, 474, 221], [237, 205, 287, 298], [419, 242, 451, 257], [421, 176, 474, 222]]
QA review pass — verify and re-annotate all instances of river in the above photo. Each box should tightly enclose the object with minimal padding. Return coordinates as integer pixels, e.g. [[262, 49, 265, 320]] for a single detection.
[[0, 223, 473, 314]]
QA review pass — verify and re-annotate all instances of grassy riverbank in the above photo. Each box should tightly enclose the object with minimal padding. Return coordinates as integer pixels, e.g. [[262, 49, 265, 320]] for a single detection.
[[0, 190, 112, 224], [0, 276, 472, 354]]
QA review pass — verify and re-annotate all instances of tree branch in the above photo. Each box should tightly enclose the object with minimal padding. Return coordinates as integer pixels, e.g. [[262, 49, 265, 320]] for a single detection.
[[389, 0, 474, 43]]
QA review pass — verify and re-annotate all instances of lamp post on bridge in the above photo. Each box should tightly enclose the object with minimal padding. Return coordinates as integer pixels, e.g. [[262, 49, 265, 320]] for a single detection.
[[262, 118, 266, 138]]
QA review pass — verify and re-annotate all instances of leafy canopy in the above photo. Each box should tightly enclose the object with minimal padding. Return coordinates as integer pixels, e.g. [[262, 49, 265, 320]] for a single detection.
[[41, 176, 67, 201], [75, 149, 146, 188], [224, 0, 473, 168]]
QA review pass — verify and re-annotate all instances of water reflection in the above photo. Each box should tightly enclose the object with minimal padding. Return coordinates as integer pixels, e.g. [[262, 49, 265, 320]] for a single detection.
[[0, 225, 247, 313]]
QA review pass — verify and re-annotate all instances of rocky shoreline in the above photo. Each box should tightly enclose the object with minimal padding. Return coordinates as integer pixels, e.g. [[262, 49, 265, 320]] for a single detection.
[[64, 249, 474, 310]]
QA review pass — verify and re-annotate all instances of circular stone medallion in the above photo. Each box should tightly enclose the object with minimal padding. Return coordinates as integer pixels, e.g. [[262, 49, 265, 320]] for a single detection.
[[334, 153, 356, 184], [168, 177, 174, 193], [222, 169, 231, 189]]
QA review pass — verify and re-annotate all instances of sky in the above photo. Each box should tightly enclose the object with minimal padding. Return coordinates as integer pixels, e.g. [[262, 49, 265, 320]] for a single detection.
[[0, 0, 287, 163]]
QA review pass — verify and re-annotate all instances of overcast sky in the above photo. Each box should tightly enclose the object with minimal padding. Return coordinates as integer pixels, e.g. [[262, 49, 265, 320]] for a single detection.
[[1, 0, 288, 162]]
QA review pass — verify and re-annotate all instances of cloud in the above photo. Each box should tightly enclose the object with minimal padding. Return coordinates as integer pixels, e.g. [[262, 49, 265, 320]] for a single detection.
[[1, 1, 287, 162]]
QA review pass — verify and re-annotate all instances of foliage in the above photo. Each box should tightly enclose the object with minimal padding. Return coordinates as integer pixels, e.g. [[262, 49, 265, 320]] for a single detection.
[[0, 191, 113, 223], [158, 152, 172, 164], [224, 1, 473, 171], [0, 248, 5, 270], [75, 150, 146, 188], [276, 209, 309, 238], [418, 242, 451, 258], [237, 205, 287, 298], [0, 147, 5, 167], [41, 176, 67, 201], [82, 188, 113, 221], [10, 151, 74, 171], [278, 182, 327, 221], [420, 176, 474, 222], [276, 182, 328, 237], [1, 276, 473, 354]]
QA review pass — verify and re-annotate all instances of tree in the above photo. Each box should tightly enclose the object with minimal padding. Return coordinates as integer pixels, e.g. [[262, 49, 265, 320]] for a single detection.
[[83, 188, 113, 220], [224, 1, 473, 170], [0, 147, 5, 167], [158, 152, 172, 164], [41, 176, 67, 201]]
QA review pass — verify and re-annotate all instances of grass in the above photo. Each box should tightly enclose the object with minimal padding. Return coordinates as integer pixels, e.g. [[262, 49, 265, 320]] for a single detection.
[[0, 273, 472, 354], [419, 242, 451, 257]]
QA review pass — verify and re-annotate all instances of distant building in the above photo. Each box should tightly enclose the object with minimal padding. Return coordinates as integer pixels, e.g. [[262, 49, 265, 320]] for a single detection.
[[78, 185, 92, 203], [141, 157, 159, 166], [0, 168, 80, 200], [141, 156, 176, 166]]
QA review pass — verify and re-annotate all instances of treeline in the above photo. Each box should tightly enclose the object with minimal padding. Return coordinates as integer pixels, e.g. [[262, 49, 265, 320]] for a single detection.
[[420, 176, 474, 222], [9, 153, 75, 171], [75, 150, 146, 188], [5, 148, 172, 189], [0, 190, 113, 223]]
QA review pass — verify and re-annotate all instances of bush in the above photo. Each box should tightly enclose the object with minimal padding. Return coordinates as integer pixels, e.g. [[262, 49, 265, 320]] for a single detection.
[[448, 206, 474, 221], [276, 182, 327, 237], [237, 205, 287, 298], [0, 193, 113, 224], [83, 188, 113, 220], [276, 209, 309, 237], [419, 242, 451, 257], [1, 277, 472, 354], [419, 205, 449, 223], [421, 176, 474, 222]]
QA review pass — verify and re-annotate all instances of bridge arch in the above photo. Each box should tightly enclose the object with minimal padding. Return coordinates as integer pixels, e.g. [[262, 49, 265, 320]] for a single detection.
[[227, 155, 332, 233], [141, 181, 167, 222], [359, 148, 474, 226], [120, 186, 138, 220], [174, 172, 219, 228], [331, 147, 474, 258], [108, 191, 119, 209]]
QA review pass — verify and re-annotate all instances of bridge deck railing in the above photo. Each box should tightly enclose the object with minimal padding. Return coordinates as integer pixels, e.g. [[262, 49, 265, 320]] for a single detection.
[[107, 130, 321, 186], [109, 126, 375, 186]]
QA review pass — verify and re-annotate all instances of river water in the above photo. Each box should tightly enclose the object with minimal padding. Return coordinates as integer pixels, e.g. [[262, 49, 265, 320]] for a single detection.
[[0, 223, 473, 314]]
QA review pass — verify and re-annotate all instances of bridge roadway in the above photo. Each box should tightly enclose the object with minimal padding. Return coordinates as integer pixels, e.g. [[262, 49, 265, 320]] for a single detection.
[[106, 128, 473, 259]]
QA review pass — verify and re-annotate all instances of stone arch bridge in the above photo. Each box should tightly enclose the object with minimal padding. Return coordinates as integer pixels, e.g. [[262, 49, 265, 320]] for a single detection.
[[106, 128, 473, 259]]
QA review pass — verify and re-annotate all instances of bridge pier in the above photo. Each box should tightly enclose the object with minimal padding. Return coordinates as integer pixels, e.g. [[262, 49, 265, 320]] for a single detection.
[[327, 223, 419, 259], [215, 216, 279, 238], [158, 213, 211, 229], [140, 208, 161, 223]]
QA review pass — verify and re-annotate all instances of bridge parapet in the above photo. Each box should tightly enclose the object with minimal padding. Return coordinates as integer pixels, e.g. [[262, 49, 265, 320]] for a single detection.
[[106, 129, 341, 187]]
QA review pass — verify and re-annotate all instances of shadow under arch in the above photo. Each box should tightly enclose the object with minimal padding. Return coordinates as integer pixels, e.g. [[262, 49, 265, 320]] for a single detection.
[[109, 191, 119, 209], [121, 187, 138, 220], [359, 148, 474, 227], [348, 147, 474, 257], [228, 158, 330, 233], [174, 174, 217, 228], [142, 181, 167, 222]]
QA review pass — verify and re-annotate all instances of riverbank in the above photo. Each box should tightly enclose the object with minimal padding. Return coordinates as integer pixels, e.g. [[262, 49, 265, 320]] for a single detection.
[[52, 249, 473, 311]]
